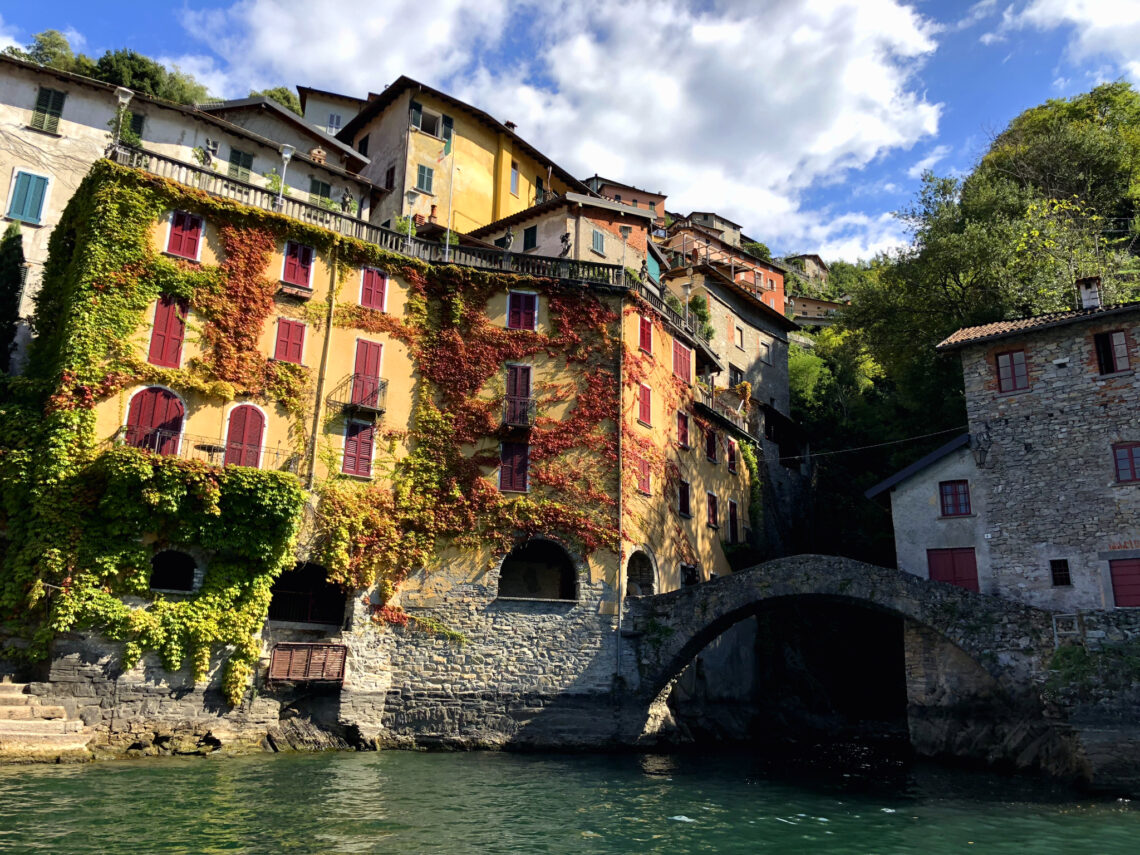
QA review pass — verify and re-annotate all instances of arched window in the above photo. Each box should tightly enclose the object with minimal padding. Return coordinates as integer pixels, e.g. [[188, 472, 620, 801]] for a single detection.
[[268, 563, 347, 625], [225, 404, 266, 467], [498, 539, 577, 601], [149, 550, 196, 592], [626, 551, 654, 597], [125, 387, 184, 456]]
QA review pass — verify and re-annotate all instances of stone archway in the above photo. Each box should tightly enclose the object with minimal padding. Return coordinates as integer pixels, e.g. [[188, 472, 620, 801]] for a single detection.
[[626, 550, 655, 597], [497, 538, 578, 601]]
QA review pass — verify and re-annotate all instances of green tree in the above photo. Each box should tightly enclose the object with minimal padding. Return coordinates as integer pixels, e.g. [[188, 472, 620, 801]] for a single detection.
[[251, 86, 302, 116], [0, 224, 25, 374], [92, 50, 210, 105], [742, 239, 770, 260]]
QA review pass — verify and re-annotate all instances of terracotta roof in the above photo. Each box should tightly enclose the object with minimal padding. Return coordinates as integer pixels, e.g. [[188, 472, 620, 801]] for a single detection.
[[936, 302, 1140, 351]]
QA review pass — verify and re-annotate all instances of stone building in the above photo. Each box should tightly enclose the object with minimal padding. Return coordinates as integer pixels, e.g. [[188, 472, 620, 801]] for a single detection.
[[869, 292, 1140, 611], [582, 175, 667, 230]]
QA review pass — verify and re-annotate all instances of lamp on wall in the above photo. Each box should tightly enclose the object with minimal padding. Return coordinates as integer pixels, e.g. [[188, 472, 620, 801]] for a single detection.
[[113, 86, 133, 146], [619, 224, 632, 284], [277, 144, 295, 211]]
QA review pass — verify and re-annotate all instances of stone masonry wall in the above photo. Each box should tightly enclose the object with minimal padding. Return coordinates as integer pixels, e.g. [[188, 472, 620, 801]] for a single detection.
[[960, 310, 1140, 609]]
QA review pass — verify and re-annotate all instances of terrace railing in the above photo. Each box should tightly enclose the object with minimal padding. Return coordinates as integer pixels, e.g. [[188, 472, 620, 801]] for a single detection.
[[502, 396, 537, 428], [696, 386, 753, 437], [326, 373, 388, 415], [110, 426, 300, 472]]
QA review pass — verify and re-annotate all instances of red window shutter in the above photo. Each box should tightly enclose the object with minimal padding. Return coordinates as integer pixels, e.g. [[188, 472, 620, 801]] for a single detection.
[[224, 404, 265, 467], [275, 319, 305, 363], [508, 293, 522, 329], [343, 420, 374, 476], [506, 365, 531, 424], [1110, 558, 1140, 607], [678, 481, 690, 515], [148, 296, 188, 368], [361, 268, 387, 310], [707, 493, 718, 527], [706, 428, 717, 461], [636, 457, 650, 494], [283, 243, 313, 287], [500, 442, 529, 491], [729, 501, 739, 543], [521, 293, 536, 329], [728, 440, 737, 472], [168, 212, 202, 259], [352, 340, 383, 405], [639, 316, 652, 352], [639, 384, 652, 425], [125, 387, 184, 455], [168, 212, 186, 257], [672, 340, 690, 381], [677, 411, 689, 447], [927, 548, 979, 592]]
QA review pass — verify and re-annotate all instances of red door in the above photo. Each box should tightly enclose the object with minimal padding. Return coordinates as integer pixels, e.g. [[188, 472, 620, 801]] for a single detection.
[[351, 340, 383, 407], [224, 405, 265, 467], [148, 296, 188, 368], [1110, 559, 1140, 607], [125, 388, 184, 455], [506, 364, 531, 423], [927, 548, 979, 592]]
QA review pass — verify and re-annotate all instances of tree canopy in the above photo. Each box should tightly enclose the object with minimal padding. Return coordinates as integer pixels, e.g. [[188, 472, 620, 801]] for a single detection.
[[251, 87, 302, 116]]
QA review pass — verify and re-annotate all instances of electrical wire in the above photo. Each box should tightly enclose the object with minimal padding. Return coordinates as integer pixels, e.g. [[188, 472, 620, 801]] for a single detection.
[[775, 424, 968, 463]]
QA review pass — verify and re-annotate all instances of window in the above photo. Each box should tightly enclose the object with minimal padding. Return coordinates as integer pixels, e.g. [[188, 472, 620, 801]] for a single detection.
[[310, 178, 332, 205], [225, 404, 265, 468], [505, 364, 532, 425], [727, 440, 737, 473], [939, 480, 971, 516], [342, 420, 374, 477], [535, 175, 544, 202], [148, 296, 188, 369], [30, 87, 65, 133], [678, 480, 691, 516], [127, 111, 145, 139], [500, 441, 529, 492], [358, 134, 370, 157], [166, 211, 203, 260], [150, 550, 196, 592], [416, 164, 434, 194], [507, 292, 537, 330], [6, 171, 49, 224], [927, 548, 979, 592], [677, 411, 690, 448], [728, 500, 739, 544], [1114, 443, 1140, 482], [510, 160, 519, 196], [282, 241, 314, 288], [227, 148, 253, 182], [632, 199, 638, 208], [639, 315, 652, 354], [759, 338, 771, 364], [523, 225, 537, 251], [996, 349, 1028, 392], [351, 340, 384, 408], [638, 383, 652, 426], [650, 201, 657, 215], [735, 325, 744, 349], [707, 492, 719, 528], [327, 113, 342, 134], [613, 194, 622, 203], [729, 365, 744, 387], [672, 340, 691, 382], [1095, 330, 1130, 375], [124, 387, 184, 456], [1050, 559, 1072, 587], [384, 165, 396, 190], [274, 318, 306, 364], [592, 229, 605, 254], [361, 268, 388, 311], [1110, 558, 1140, 607], [681, 564, 699, 587], [410, 101, 442, 137], [636, 457, 651, 494], [706, 428, 718, 462], [498, 540, 576, 600]]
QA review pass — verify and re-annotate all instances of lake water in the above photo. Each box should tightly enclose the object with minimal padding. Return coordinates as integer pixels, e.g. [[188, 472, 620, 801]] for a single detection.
[[0, 748, 1136, 854]]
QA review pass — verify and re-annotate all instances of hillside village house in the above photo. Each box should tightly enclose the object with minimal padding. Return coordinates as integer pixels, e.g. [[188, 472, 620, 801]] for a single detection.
[[297, 85, 370, 137], [868, 280, 1140, 612], [0, 54, 378, 367], [583, 174, 667, 230]]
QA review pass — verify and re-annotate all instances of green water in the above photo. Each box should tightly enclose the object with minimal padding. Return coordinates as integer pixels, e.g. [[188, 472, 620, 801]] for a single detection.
[[0, 750, 1136, 854]]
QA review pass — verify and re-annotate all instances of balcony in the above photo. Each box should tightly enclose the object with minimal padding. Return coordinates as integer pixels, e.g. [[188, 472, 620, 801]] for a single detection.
[[110, 427, 300, 471], [503, 395, 536, 428], [326, 373, 388, 415], [107, 144, 628, 288], [695, 385, 753, 438], [267, 643, 347, 684]]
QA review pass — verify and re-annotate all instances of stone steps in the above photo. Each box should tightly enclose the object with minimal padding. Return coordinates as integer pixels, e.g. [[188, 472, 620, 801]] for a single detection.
[[0, 681, 91, 762], [0, 695, 34, 706], [0, 682, 28, 694], [0, 705, 67, 720]]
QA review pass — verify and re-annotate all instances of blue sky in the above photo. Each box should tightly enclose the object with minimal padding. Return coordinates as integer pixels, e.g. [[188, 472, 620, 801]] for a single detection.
[[4, 1, 1139, 260]]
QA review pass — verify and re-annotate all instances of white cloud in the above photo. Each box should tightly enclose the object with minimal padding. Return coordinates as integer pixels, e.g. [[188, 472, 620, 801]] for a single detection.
[[906, 144, 952, 178], [952, 0, 999, 32], [177, 0, 944, 261], [0, 15, 21, 52]]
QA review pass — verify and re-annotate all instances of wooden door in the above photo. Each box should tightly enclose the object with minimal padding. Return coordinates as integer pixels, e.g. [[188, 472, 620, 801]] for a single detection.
[[352, 340, 383, 406], [224, 405, 265, 467], [125, 388, 184, 456], [927, 548, 979, 592]]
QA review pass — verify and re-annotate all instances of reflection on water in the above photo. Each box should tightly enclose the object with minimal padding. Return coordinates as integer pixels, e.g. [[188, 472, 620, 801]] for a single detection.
[[0, 749, 1136, 854]]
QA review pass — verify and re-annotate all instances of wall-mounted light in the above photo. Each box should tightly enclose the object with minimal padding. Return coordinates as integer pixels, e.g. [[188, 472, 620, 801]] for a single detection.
[[277, 144, 295, 210]]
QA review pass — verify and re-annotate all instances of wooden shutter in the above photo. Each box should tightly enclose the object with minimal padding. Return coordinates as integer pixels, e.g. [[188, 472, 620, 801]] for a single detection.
[[167, 212, 201, 259], [678, 481, 690, 516], [7, 172, 48, 224], [32, 87, 65, 133], [500, 442, 529, 491], [441, 115, 453, 142], [1110, 559, 1140, 607], [728, 440, 737, 472], [639, 316, 652, 352], [410, 100, 423, 129], [352, 340, 383, 406], [729, 501, 739, 543], [677, 411, 689, 447], [343, 421, 374, 476], [283, 243, 313, 287], [637, 457, 651, 493], [126, 388, 183, 456], [508, 293, 536, 329], [148, 296, 188, 368], [927, 548, 979, 592], [706, 428, 717, 461], [673, 340, 690, 382], [520, 293, 536, 329], [361, 268, 387, 310], [639, 384, 652, 425], [225, 405, 265, 467], [275, 319, 305, 364], [707, 493, 718, 527]]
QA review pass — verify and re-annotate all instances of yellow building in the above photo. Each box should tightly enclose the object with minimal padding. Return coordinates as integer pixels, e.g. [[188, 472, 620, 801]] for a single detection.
[[338, 76, 588, 234]]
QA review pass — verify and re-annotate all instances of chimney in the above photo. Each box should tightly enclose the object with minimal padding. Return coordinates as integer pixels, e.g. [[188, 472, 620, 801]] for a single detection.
[[1077, 275, 1102, 309], [504, 121, 517, 131], [429, 204, 438, 224]]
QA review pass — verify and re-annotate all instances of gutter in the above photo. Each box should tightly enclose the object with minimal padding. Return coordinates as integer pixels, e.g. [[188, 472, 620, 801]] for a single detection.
[[615, 291, 625, 683], [307, 242, 339, 490]]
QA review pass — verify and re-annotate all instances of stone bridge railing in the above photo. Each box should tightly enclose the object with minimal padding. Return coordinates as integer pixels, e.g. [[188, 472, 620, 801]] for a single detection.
[[623, 554, 1059, 703]]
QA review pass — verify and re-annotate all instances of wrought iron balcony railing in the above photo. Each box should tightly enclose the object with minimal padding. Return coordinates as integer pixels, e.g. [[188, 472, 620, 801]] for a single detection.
[[326, 373, 388, 415], [503, 396, 537, 428], [634, 281, 712, 349], [110, 427, 300, 471]]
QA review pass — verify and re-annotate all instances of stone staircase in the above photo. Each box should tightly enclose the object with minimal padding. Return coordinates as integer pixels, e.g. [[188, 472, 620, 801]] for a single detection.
[[0, 679, 91, 762]]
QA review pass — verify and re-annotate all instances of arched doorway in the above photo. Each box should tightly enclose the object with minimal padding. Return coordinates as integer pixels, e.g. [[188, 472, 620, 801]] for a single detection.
[[125, 387, 184, 455], [498, 539, 577, 600], [149, 549, 197, 592], [626, 550, 654, 597], [268, 563, 347, 626], [225, 404, 266, 467]]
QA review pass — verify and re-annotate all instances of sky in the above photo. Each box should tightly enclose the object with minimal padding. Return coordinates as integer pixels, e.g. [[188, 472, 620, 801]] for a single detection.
[[3, 0, 1139, 261]]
